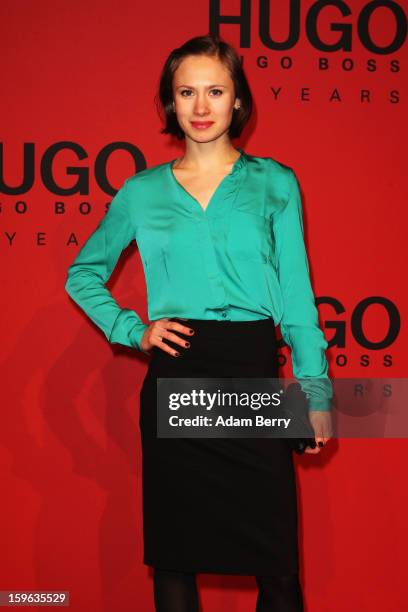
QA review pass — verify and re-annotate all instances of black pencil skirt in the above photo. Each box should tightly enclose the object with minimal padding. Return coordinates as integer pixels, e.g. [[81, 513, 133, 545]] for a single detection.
[[139, 317, 299, 576]]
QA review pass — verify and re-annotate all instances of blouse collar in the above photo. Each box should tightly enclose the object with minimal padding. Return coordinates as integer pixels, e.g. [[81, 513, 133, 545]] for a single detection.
[[170, 147, 247, 175]]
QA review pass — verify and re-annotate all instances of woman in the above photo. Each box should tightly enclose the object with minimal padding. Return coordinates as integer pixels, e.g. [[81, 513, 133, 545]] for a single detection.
[[65, 34, 333, 612]]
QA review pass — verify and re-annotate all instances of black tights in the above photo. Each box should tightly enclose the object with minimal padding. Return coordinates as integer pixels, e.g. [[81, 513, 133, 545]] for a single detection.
[[153, 569, 199, 612], [153, 567, 304, 612], [255, 574, 304, 611]]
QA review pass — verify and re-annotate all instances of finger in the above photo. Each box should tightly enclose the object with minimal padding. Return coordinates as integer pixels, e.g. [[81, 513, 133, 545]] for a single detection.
[[320, 425, 333, 444], [161, 330, 192, 349], [313, 424, 325, 440], [166, 321, 195, 337], [323, 417, 334, 441], [304, 446, 321, 454], [154, 339, 181, 357]]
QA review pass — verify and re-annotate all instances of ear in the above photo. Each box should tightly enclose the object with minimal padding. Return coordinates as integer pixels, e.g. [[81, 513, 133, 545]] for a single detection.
[[234, 98, 241, 110]]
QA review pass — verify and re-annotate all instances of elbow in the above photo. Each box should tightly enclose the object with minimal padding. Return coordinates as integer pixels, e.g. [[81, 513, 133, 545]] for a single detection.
[[65, 266, 80, 300], [65, 271, 75, 300], [64, 265, 106, 301]]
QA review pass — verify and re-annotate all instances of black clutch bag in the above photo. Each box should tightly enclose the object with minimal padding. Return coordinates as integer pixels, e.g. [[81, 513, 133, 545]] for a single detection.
[[281, 382, 316, 454]]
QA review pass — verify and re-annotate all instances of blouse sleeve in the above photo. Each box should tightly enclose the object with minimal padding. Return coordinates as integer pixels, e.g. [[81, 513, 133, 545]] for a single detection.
[[65, 177, 149, 351], [273, 168, 333, 411]]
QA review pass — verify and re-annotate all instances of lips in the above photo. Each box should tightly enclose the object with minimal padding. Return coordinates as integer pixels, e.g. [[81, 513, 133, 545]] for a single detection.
[[190, 121, 214, 129]]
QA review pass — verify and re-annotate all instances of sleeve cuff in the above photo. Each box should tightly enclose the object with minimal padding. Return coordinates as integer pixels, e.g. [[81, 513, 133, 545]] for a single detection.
[[308, 402, 332, 412], [306, 390, 332, 411], [129, 322, 150, 352], [297, 378, 333, 412]]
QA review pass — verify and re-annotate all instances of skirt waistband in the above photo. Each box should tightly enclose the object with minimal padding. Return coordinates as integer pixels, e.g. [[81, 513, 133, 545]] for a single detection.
[[169, 317, 275, 328], [151, 316, 278, 368]]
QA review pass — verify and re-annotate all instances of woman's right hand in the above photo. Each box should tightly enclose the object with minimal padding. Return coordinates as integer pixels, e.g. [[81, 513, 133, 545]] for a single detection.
[[140, 318, 195, 356]]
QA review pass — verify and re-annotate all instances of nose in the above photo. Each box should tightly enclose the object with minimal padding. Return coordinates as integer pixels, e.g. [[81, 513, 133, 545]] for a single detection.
[[193, 94, 210, 116]]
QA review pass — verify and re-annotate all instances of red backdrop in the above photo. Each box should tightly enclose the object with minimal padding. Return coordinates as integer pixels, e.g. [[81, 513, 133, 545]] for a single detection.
[[1, 1, 407, 610]]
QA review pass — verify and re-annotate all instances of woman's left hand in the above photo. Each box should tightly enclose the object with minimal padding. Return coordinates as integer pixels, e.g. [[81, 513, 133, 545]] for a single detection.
[[304, 410, 334, 454]]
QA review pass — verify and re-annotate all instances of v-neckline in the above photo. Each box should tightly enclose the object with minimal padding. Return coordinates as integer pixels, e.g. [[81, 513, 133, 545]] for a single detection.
[[168, 148, 244, 215]]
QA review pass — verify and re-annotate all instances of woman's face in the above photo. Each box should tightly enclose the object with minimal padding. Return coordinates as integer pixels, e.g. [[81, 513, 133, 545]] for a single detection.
[[172, 54, 240, 144]]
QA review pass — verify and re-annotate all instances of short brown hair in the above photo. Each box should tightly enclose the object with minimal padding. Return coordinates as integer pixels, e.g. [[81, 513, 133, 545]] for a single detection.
[[155, 33, 253, 140]]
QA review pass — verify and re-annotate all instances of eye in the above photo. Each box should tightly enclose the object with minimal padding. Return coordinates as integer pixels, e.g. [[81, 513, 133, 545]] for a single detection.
[[179, 88, 224, 97]]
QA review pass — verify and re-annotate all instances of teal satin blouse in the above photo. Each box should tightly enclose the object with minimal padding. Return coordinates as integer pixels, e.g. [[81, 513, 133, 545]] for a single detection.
[[65, 148, 332, 410]]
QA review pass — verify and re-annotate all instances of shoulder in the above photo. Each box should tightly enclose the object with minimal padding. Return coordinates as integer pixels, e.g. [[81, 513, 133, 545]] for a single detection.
[[124, 159, 170, 192], [245, 151, 296, 200], [110, 160, 171, 220]]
